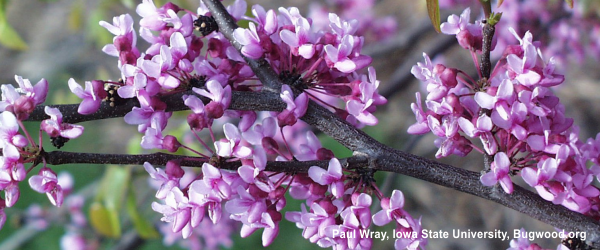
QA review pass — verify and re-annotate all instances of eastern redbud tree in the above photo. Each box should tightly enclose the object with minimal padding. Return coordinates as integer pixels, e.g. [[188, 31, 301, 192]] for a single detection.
[[0, 0, 599, 249]]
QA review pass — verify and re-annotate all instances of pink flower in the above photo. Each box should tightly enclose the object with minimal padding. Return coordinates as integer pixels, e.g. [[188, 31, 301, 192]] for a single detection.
[[152, 187, 193, 238], [215, 123, 252, 158], [308, 158, 345, 198], [372, 190, 405, 226], [68, 79, 107, 115], [0, 76, 48, 120], [193, 79, 232, 119], [233, 23, 265, 59], [324, 35, 358, 73], [41, 107, 84, 139], [280, 16, 316, 59], [480, 152, 514, 194], [0, 111, 28, 150], [277, 85, 308, 127], [28, 167, 64, 207]]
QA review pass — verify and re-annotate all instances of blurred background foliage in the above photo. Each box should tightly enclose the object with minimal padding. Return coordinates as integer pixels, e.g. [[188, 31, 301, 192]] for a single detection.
[[0, 0, 598, 250]]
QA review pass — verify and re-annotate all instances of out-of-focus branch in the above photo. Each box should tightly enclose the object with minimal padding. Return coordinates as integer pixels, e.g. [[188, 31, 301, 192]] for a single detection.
[[379, 34, 455, 99], [201, 0, 600, 246]]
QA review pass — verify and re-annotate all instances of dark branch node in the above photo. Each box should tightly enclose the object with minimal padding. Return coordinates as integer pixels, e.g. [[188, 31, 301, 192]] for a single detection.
[[194, 15, 219, 36]]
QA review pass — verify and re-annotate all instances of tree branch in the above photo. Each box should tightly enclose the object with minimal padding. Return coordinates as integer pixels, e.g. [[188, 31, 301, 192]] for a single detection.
[[26, 90, 285, 123], [201, 0, 600, 245], [41, 150, 369, 173]]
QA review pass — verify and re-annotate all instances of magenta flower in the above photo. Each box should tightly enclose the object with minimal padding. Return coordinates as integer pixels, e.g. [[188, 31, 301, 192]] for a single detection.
[[480, 152, 514, 194], [136, 0, 179, 30], [295, 131, 333, 161], [250, 5, 278, 35], [521, 157, 558, 187], [68, 79, 107, 115], [28, 167, 64, 207], [233, 23, 264, 59], [328, 13, 358, 37], [407, 93, 430, 135], [346, 67, 381, 126], [144, 162, 183, 199], [0, 76, 48, 120], [215, 123, 252, 158], [280, 16, 316, 59], [237, 148, 275, 192], [324, 35, 358, 73], [242, 117, 278, 150], [0, 111, 28, 150], [225, 186, 267, 226], [188, 163, 231, 224], [372, 190, 405, 226], [506, 29, 541, 86], [183, 95, 211, 130], [193, 79, 232, 119], [394, 215, 427, 250], [152, 187, 193, 238], [277, 85, 308, 127], [41, 107, 84, 139], [13, 75, 48, 107], [308, 158, 345, 198], [440, 8, 483, 51]]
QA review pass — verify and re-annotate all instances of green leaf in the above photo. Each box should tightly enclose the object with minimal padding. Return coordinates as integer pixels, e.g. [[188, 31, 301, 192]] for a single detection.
[[487, 12, 503, 26], [96, 165, 130, 208], [0, 0, 28, 50], [126, 190, 159, 239], [426, 0, 441, 33], [91, 165, 131, 237], [89, 201, 122, 237]]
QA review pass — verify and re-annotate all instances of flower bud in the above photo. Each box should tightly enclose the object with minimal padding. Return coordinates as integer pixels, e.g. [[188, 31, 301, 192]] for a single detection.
[[163, 135, 181, 153]]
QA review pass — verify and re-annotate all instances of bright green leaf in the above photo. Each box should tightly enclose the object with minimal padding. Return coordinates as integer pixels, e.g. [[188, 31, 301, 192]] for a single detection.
[[126, 190, 159, 239], [426, 0, 441, 33], [89, 201, 122, 237]]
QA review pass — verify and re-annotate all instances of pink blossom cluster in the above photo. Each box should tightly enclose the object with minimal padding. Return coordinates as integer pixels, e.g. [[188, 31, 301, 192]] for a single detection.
[[233, 3, 387, 127], [0, 75, 84, 230], [410, 8, 600, 219], [307, 0, 397, 43], [87, 1, 409, 248], [440, 0, 600, 67]]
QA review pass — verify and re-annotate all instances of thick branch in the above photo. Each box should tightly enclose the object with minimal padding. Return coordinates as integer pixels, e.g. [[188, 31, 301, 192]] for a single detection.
[[201, 0, 600, 245]]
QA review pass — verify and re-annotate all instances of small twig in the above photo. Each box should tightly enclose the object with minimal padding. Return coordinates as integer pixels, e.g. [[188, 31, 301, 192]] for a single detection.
[[41, 150, 369, 173], [25, 90, 285, 123]]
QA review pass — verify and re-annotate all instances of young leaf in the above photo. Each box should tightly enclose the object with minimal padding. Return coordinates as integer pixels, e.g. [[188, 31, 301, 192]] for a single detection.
[[126, 190, 159, 239], [90, 165, 131, 237], [0, 0, 28, 51], [426, 0, 441, 33], [0, 21, 28, 50], [89, 201, 122, 237], [566, 0, 574, 8]]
